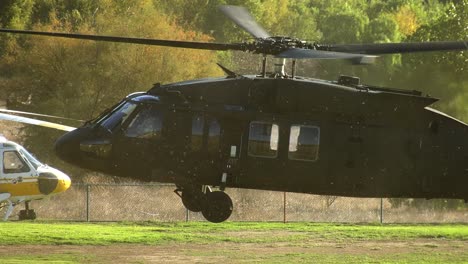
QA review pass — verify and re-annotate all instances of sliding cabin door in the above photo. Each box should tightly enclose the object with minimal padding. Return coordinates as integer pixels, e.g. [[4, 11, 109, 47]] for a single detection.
[[238, 116, 285, 190], [238, 116, 325, 193], [187, 113, 244, 186]]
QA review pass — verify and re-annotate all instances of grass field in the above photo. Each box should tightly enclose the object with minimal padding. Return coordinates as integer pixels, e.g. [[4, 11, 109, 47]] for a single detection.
[[0, 221, 467, 263]]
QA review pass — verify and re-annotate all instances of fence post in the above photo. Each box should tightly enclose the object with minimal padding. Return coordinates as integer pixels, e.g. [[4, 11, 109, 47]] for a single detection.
[[380, 198, 384, 224], [86, 184, 90, 222], [283, 192, 287, 223]]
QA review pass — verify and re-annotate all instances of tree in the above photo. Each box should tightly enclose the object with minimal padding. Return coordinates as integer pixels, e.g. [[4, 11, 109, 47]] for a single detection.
[[396, 0, 468, 121], [0, 0, 222, 182]]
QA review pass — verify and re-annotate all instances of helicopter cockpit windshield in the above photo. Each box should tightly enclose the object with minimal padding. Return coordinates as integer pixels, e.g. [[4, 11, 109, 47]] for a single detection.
[[98, 102, 137, 132], [18, 147, 43, 169]]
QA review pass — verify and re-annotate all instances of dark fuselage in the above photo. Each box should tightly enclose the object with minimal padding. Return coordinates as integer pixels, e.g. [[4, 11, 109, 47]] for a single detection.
[[55, 75, 468, 201]]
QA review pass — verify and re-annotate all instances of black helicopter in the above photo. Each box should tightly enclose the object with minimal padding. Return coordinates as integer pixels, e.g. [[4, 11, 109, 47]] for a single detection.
[[0, 6, 467, 223]]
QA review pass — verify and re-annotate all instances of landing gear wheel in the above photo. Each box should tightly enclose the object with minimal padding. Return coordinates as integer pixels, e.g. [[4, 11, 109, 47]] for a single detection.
[[181, 188, 205, 212], [202, 191, 233, 223], [19, 209, 36, 220]]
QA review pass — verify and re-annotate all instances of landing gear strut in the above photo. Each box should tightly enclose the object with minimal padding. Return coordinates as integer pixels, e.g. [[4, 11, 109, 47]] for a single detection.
[[18, 201, 36, 220], [176, 186, 233, 223], [2, 200, 14, 221], [180, 186, 205, 212]]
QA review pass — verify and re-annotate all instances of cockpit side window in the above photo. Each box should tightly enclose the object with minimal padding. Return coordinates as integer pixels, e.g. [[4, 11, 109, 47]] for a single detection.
[[125, 106, 163, 139], [100, 102, 137, 132], [3, 151, 31, 174]]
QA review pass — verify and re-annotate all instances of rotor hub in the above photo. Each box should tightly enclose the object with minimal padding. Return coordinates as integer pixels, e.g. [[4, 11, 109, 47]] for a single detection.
[[244, 37, 316, 55]]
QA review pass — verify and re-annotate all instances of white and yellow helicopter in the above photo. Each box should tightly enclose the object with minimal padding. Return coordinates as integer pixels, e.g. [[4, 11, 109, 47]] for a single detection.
[[0, 133, 71, 221]]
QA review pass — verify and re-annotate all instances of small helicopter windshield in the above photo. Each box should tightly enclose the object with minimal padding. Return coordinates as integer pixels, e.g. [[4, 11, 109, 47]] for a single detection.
[[100, 102, 137, 132], [18, 148, 43, 169]]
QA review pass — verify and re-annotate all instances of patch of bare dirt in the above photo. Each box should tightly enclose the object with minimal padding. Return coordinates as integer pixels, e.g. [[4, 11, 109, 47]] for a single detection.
[[0, 238, 466, 263]]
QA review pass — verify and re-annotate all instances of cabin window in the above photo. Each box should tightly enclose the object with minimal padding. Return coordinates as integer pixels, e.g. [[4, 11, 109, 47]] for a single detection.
[[191, 114, 204, 151], [125, 106, 163, 139], [288, 125, 320, 161], [3, 151, 30, 174], [248, 121, 279, 158], [207, 119, 221, 153]]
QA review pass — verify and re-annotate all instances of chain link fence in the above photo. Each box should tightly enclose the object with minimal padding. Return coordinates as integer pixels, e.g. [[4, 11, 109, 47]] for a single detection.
[[3, 184, 468, 222]]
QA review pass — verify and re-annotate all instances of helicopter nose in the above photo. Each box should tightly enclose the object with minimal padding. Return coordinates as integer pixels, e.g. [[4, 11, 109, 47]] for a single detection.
[[37, 170, 71, 195], [54, 172, 71, 194], [54, 127, 92, 163]]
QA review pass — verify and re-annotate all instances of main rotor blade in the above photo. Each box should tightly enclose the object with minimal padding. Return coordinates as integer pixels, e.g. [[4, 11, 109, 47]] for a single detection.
[[219, 5, 271, 39], [0, 113, 76, 132], [0, 109, 84, 122], [326, 41, 468, 54], [0, 29, 243, 52], [277, 48, 378, 63]]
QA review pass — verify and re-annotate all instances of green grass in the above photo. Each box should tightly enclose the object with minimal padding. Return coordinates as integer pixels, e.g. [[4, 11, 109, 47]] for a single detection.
[[0, 222, 467, 263], [0, 221, 466, 245]]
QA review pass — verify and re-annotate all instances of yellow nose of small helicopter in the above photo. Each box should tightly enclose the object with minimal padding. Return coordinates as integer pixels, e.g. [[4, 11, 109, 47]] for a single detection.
[[50, 170, 72, 194], [57, 174, 72, 193]]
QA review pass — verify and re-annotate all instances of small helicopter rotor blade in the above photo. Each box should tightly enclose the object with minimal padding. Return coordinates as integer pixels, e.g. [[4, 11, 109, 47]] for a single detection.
[[325, 41, 468, 54], [0, 109, 84, 122], [0, 29, 244, 52], [0, 113, 76, 132], [276, 48, 378, 64], [219, 5, 271, 39]]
